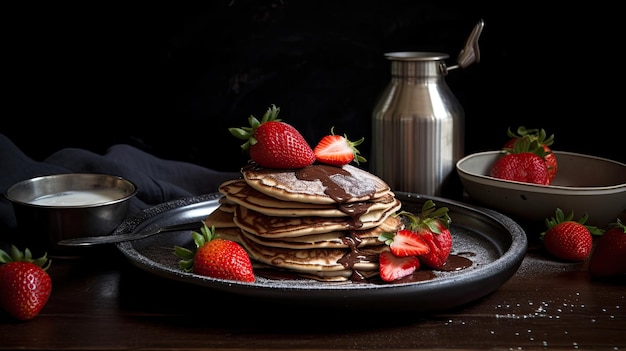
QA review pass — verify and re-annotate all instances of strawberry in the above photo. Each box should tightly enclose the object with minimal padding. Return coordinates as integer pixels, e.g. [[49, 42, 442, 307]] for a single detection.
[[588, 219, 626, 278], [0, 245, 52, 321], [397, 201, 453, 269], [378, 251, 420, 282], [175, 224, 255, 283], [490, 137, 550, 185], [540, 209, 602, 261], [503, 126, 558, 183], [229, 104, 315, 169], [378, 200, 452, 278], [313, 127, 366, 166], [378, 229, 430, 257]]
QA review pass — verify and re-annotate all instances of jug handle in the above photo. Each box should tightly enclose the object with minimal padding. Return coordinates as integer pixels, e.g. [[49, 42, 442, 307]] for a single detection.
[[447, 18, 485, 72]]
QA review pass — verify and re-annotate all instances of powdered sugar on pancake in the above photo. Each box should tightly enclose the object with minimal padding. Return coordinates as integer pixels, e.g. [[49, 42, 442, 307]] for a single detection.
[[242, 164, 391, 204]]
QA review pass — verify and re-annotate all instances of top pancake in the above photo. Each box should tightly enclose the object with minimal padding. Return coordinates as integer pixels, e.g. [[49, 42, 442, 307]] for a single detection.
[[241, 163, 391, 205]]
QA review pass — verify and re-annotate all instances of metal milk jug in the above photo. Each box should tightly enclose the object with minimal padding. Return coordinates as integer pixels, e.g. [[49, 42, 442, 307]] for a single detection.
[[371, 20, 484, 198]]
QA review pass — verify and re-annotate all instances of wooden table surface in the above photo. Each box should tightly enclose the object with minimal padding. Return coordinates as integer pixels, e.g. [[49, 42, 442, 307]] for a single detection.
[[1, 224, 625, 350]]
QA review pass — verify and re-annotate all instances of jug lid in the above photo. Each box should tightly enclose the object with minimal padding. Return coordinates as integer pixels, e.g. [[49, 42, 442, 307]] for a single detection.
[[384, 52, 449, 61]]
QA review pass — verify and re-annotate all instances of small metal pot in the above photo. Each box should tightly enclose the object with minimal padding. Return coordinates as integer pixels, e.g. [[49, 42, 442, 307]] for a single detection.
[[5, 173, 137, 254]]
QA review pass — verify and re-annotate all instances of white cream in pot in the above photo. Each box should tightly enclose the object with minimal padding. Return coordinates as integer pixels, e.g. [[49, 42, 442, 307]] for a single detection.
[[30, 189, 125, 206]]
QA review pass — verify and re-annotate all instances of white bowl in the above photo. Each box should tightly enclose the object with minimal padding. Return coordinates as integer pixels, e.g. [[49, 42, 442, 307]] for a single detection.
[[456, 151, 626, 226]]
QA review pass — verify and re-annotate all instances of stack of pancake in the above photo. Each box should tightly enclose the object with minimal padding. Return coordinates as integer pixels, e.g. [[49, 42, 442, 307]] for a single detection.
[[204, 162, 403, 282]]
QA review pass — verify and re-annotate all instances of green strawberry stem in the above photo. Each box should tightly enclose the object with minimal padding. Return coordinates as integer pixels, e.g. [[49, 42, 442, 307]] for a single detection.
[[540, 208, 604, 238], [174, 224, 221, 272], [507, 126, 555, 147], [395, 200, 451, 234], [0, 245, 51, 270], [228, 104, 281, 151]]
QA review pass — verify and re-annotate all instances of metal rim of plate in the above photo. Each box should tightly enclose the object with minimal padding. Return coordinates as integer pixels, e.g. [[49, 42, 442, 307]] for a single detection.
[[115, 191, 527, 312]]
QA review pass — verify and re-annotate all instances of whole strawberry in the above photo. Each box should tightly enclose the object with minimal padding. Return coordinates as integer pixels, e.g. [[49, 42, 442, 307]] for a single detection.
[[313, 127, 367, 166], [0, 245, 52, 321], [229, 104, 315, 169], [490, 136, 550, 185], [540, 209, 602, 261], [175, 224, 255, 283], [503, 126, 557, 184], [588, 219, 626, 278]]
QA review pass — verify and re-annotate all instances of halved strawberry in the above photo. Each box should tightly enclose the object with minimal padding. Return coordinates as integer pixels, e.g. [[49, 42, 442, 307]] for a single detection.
[[378, 229, 430, 257], [313, 127, 366, 166], [379, 251, 420, 282], [397, 201, 453, 269]]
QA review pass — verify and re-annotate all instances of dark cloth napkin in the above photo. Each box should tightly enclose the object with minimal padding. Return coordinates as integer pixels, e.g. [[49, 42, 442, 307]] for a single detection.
[[0, 133, 240, 232]]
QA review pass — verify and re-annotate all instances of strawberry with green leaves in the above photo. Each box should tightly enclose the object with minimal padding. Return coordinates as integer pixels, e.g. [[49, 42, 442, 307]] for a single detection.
[[313, 127, 367, 166], [0, 245, 52, 321], [503, 126, 558, 183], [229, 104, 315, 169], [175, 224, 255, 283], [396, 201, 452, 269], [490, 136, 550, 185], [540, 209, 602, 261], [588, 219, 626, 278], [377, 200, 452, 282]]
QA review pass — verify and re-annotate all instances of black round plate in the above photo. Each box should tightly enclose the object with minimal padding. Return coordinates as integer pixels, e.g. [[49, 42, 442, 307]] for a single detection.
[[115, 192, 527, 312]]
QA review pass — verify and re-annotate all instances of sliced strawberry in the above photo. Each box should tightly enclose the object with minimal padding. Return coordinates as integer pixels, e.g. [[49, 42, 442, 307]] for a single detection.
[[313, 127, 366, 166], [379, 251, 420, 282], [395, 201, 453, 269], [379, 229, 430, 257]]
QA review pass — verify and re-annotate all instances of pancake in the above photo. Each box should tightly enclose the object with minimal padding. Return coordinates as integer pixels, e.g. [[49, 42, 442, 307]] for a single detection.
[[238, 233, 388, 281], [220, 178, 397, 218], [202, 204, 237, 228], [206, 163, 404, 283], [241, 163, 391, 205], [233, 198, 402, 238], [240, 214, 402, 249]]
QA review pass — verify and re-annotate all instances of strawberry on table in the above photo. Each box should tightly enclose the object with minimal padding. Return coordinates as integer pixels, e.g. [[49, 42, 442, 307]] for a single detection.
[[175, 224, 255, 283], [503, 126, 557, 184], [490, 136, 550, 185], [540, 209, 602, 261], [588, 219, 626, 278], [313, 127, 366, 166], [229, 104, 315, 169], [0, 245, 52, 321]]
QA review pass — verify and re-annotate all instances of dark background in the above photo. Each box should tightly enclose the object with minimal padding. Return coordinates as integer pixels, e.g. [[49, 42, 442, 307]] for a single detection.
[[3, 1, 624, 173]]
